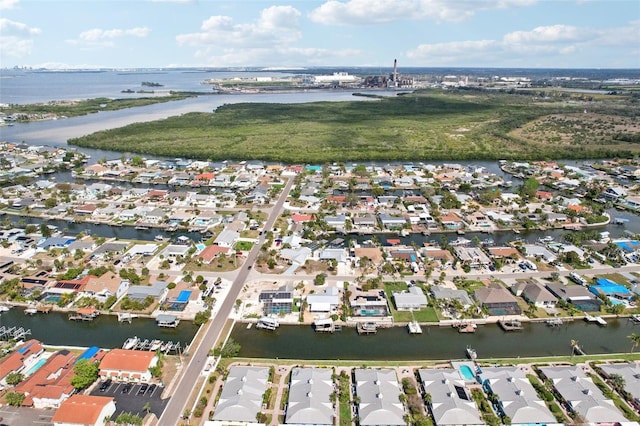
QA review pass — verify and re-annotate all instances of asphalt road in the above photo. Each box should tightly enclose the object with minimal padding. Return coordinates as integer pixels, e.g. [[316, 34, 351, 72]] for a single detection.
[[159, 177, 294, 424]]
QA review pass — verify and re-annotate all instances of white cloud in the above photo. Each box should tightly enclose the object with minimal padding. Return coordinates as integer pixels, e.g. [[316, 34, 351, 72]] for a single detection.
[[192, 46, 361, 67], [309, 0, 536, 25], [78, 27, 150, 42], [0, 18, 41, 57], [406, 20, 639, 66], [177, 6, 301, 48], [0, 0, 19, 10]]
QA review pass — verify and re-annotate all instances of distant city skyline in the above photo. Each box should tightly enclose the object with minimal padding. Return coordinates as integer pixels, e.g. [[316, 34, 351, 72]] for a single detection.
[[1, 0, 638, 70]]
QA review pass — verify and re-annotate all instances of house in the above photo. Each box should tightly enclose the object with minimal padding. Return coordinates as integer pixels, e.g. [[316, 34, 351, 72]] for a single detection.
[[601, 186, 627, 201], [52, 395, 116, 426], [285, 368, 334, 425], [453, 246, 492, 268], [348, 286, 389, 317], [430, 285, 474, 309], [393, 286, 428, 311], [479, 367, 556, 426], [539, 365, 627, 424], [487, 246, 521, 263], [99, 349, 158, 383], [354, 369, 405, 426], [474, 283, 521, 316], [418, 368, 484, 426], [378, 213, 406, 230], [0, 339, 44, 383], [306, 286, 341, 313], [324, 214, 347, 229], [126, 281, 168, 302], [546, 282, 601, 312], [197, 245, 230, 264], [259, 284, 294, 315], [440, 212, 464, 230], [510, 279, 557, 308], [352, 214, 377, 229], [16, 350, 77, 409], [83, 272, 129, 303], [213, 366, 269, 422], [213, 229, 239, 248], [598, 362, 640, 410]]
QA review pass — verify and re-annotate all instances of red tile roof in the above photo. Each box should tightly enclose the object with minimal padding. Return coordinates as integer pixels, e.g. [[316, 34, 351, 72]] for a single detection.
[[197, 245, 230, 263], [52, 395, 114, 425], [0, 339, 43, 380], [99, 349, 156, 374]]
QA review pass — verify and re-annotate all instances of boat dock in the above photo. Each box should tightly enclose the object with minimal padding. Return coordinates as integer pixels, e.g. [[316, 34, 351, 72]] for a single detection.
[[256, 317, 279, 331], [313, 318, 341, 333], [584, 315, 607, 326], [407, 321, 422, 334], [68, 308, 99, 321], [122, 336, 181, 354], [155, 314, 180, 328], [631, 314, 640, 324], [356, 322, 378, 335], [455, 322, 478, 333], [0, 326, 31, 341], [498, 319, 523, 331], [546, 317, 563, 327], [117, 312, 137, 323]]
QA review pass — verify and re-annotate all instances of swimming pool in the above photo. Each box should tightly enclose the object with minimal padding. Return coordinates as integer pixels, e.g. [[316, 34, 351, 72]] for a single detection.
[[24, 358, 47, 376], [459, 364, 475, 381], [196, 243, 206, 253], [42, 294, 60, 303], [176, 290, 192, 303]]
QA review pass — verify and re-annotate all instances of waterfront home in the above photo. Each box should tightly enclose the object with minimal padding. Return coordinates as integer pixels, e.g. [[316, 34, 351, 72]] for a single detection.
[[99, 349, 158, 383], [521, 244, 557, 263], [83, 272, 129, 303], [354, 368, 405, 426], [393, 286, 428, 311], [601, 186, 627, 202], [51, 395, 116, 426], [53, 275, 94, 294], [589, 278, 633, 302], [538, 365, 627, 424], [510, 279, 558, 309], [306, 286, 340, 313], [37, 236, 75, 251], [545, 282, 602, 312], [319, 247, 349, 264], [453, 246, 492, 268], [487, 247, 521, 263], [474, 283, 521, 316], [91, 241, 128, 259], [348, 286, 389, 317], [285, 367, 334, 426], [598, 362, 640, 410], [213, 366, 269, 423], [430, 285, 474, 309], [125, 243, 158, 257], [126, 281, 168, 303], [352, 214, 377, 230], [378, 213, 407, 230], [418, 368, 484, 426], [16, 350, 76, 409], [0, 340, 44, 384], [259, 284, 294, 315], [324, 214, 347, 229], [422, 247, 455, 266], [440, 211, 464, 230], [159, 244, 190, 260], [479, 366, 556, 426], [213, 229, 239, 248]]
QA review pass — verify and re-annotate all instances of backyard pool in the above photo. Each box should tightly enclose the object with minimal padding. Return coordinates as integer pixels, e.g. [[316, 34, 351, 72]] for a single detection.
[[459, 364, 476, 381], [24, 358, 47, 376]]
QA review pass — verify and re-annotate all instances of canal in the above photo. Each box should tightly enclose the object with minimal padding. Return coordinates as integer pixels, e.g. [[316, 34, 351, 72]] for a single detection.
[[0, 308, 198, 350], [230, 319, 640, 360]]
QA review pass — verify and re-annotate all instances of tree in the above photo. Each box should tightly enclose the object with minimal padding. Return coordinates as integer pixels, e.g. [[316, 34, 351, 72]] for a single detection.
[[71, 359, 99, 390], [629, 332, 640, 353], [608, 373, 626, 394], [40, 223, 52, 238], [5, 372, 23, 385], [5, 391, 25, 406]]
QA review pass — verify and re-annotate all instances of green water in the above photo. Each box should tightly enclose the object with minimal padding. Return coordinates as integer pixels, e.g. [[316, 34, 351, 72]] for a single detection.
[[232, 319, 640, 360]]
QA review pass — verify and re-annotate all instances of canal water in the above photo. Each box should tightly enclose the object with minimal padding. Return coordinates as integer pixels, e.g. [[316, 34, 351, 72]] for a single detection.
[[231, 320, 640, 361], [0, 308, 198, 350]]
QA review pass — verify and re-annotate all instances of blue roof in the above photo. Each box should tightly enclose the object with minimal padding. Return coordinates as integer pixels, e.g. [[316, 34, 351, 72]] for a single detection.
[[590, 279, 632, 298], [17, 341, 34, 354], [615, 240, 640, 252], [76, 346, 100, 363]]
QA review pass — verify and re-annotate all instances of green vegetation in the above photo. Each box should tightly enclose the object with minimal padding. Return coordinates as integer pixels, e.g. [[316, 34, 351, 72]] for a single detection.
[[114, 412, 143, 425], [4, 372, 23, 385], [69, 89, 640, 163], [527, 374, 569, 423], [213, 338, 241, 358], [589, 373, 640, 421], [336, 371, 352, 426], [471, 388, 501, 426], [4, 95, 193, 119], [70, 359, 99, 390], [384, 282, 438, 322], [4, 392, 25, 406]]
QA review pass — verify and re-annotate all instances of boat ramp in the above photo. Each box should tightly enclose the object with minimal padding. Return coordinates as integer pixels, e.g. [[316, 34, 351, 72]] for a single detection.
[[122, 336, 181, 354]]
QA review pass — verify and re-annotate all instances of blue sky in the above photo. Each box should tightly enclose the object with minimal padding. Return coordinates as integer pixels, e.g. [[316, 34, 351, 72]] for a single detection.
[[1, 0, 638, 69]]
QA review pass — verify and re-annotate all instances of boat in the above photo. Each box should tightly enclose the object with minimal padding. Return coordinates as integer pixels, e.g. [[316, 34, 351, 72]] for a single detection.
[[123, 336, 139, 350], [631, 314, 640, 323], [24, 307, 37, 315], [154, 234, 169, 242], [466, 346, 477, 360], [546, 317, 563, 326], [613, 218, 629, 225], [456, 322, 477, 333], [538, 236, 554, 243], [149, 340, 162, 351], [0, 305, 10, 312], [256, 316, 279, 331], [134, 226, 149, 230], [357, 322, 378, 334]]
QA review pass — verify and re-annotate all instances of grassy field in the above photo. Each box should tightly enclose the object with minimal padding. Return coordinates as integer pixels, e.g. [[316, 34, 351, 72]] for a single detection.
[[68, 88, 640, 163]]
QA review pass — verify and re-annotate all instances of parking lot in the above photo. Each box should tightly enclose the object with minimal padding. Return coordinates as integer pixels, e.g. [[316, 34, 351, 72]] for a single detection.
[[90, 380, 168, 419]]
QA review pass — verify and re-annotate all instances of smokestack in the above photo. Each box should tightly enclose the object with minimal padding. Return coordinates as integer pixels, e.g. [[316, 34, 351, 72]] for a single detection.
[[393, 59, 398, 82]]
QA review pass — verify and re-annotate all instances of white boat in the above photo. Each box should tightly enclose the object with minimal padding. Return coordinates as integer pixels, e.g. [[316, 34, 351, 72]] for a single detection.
[[538, 236, 554, 243], [466, 345, 477, 360], [149, 340, 162, 351], [631, 314, 640, 323], [407, 321, 422, 334], [546, 317, 563, 326], [0, 305, 11, 312], [154, 234, 169, 242], [123, 336, 139, 350], [256, 316, 279, 331], [24, 308, 37, 315]]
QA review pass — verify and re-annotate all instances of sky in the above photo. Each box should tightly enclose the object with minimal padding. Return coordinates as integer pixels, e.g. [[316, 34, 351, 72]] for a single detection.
[[1, 0, 639, 69]]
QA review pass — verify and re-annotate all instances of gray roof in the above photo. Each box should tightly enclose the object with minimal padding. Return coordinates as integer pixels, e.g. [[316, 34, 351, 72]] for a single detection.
[[127, 281, 168, 300], [354, 369, 405, 426], [480, 367, 555, 425], [598, 362, 640, 404], [430, 286, 474, 307], [393, 286, 428, 309], [285, 368, 334, 425], [418, 369, 484, 425], [539, 365, 627, 424], [213, 366, 269, 422]]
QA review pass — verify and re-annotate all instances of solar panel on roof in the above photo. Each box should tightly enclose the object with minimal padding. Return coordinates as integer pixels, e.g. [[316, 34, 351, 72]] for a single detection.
[[454, 385, 468, 400]]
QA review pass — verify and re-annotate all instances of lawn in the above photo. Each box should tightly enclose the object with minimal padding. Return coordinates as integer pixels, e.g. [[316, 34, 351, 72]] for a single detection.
[[384, 282, 439, 323]]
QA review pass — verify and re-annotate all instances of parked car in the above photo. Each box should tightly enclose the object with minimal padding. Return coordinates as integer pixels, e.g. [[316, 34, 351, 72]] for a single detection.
[[137, 384, 148, 395], [99, 379, 112, 392], [121, 383, 132, 394]]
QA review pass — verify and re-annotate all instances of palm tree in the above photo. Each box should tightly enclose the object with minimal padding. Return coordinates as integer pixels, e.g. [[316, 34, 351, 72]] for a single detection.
[[570, 339, 579, 358], [628, 333, 640, 353]]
